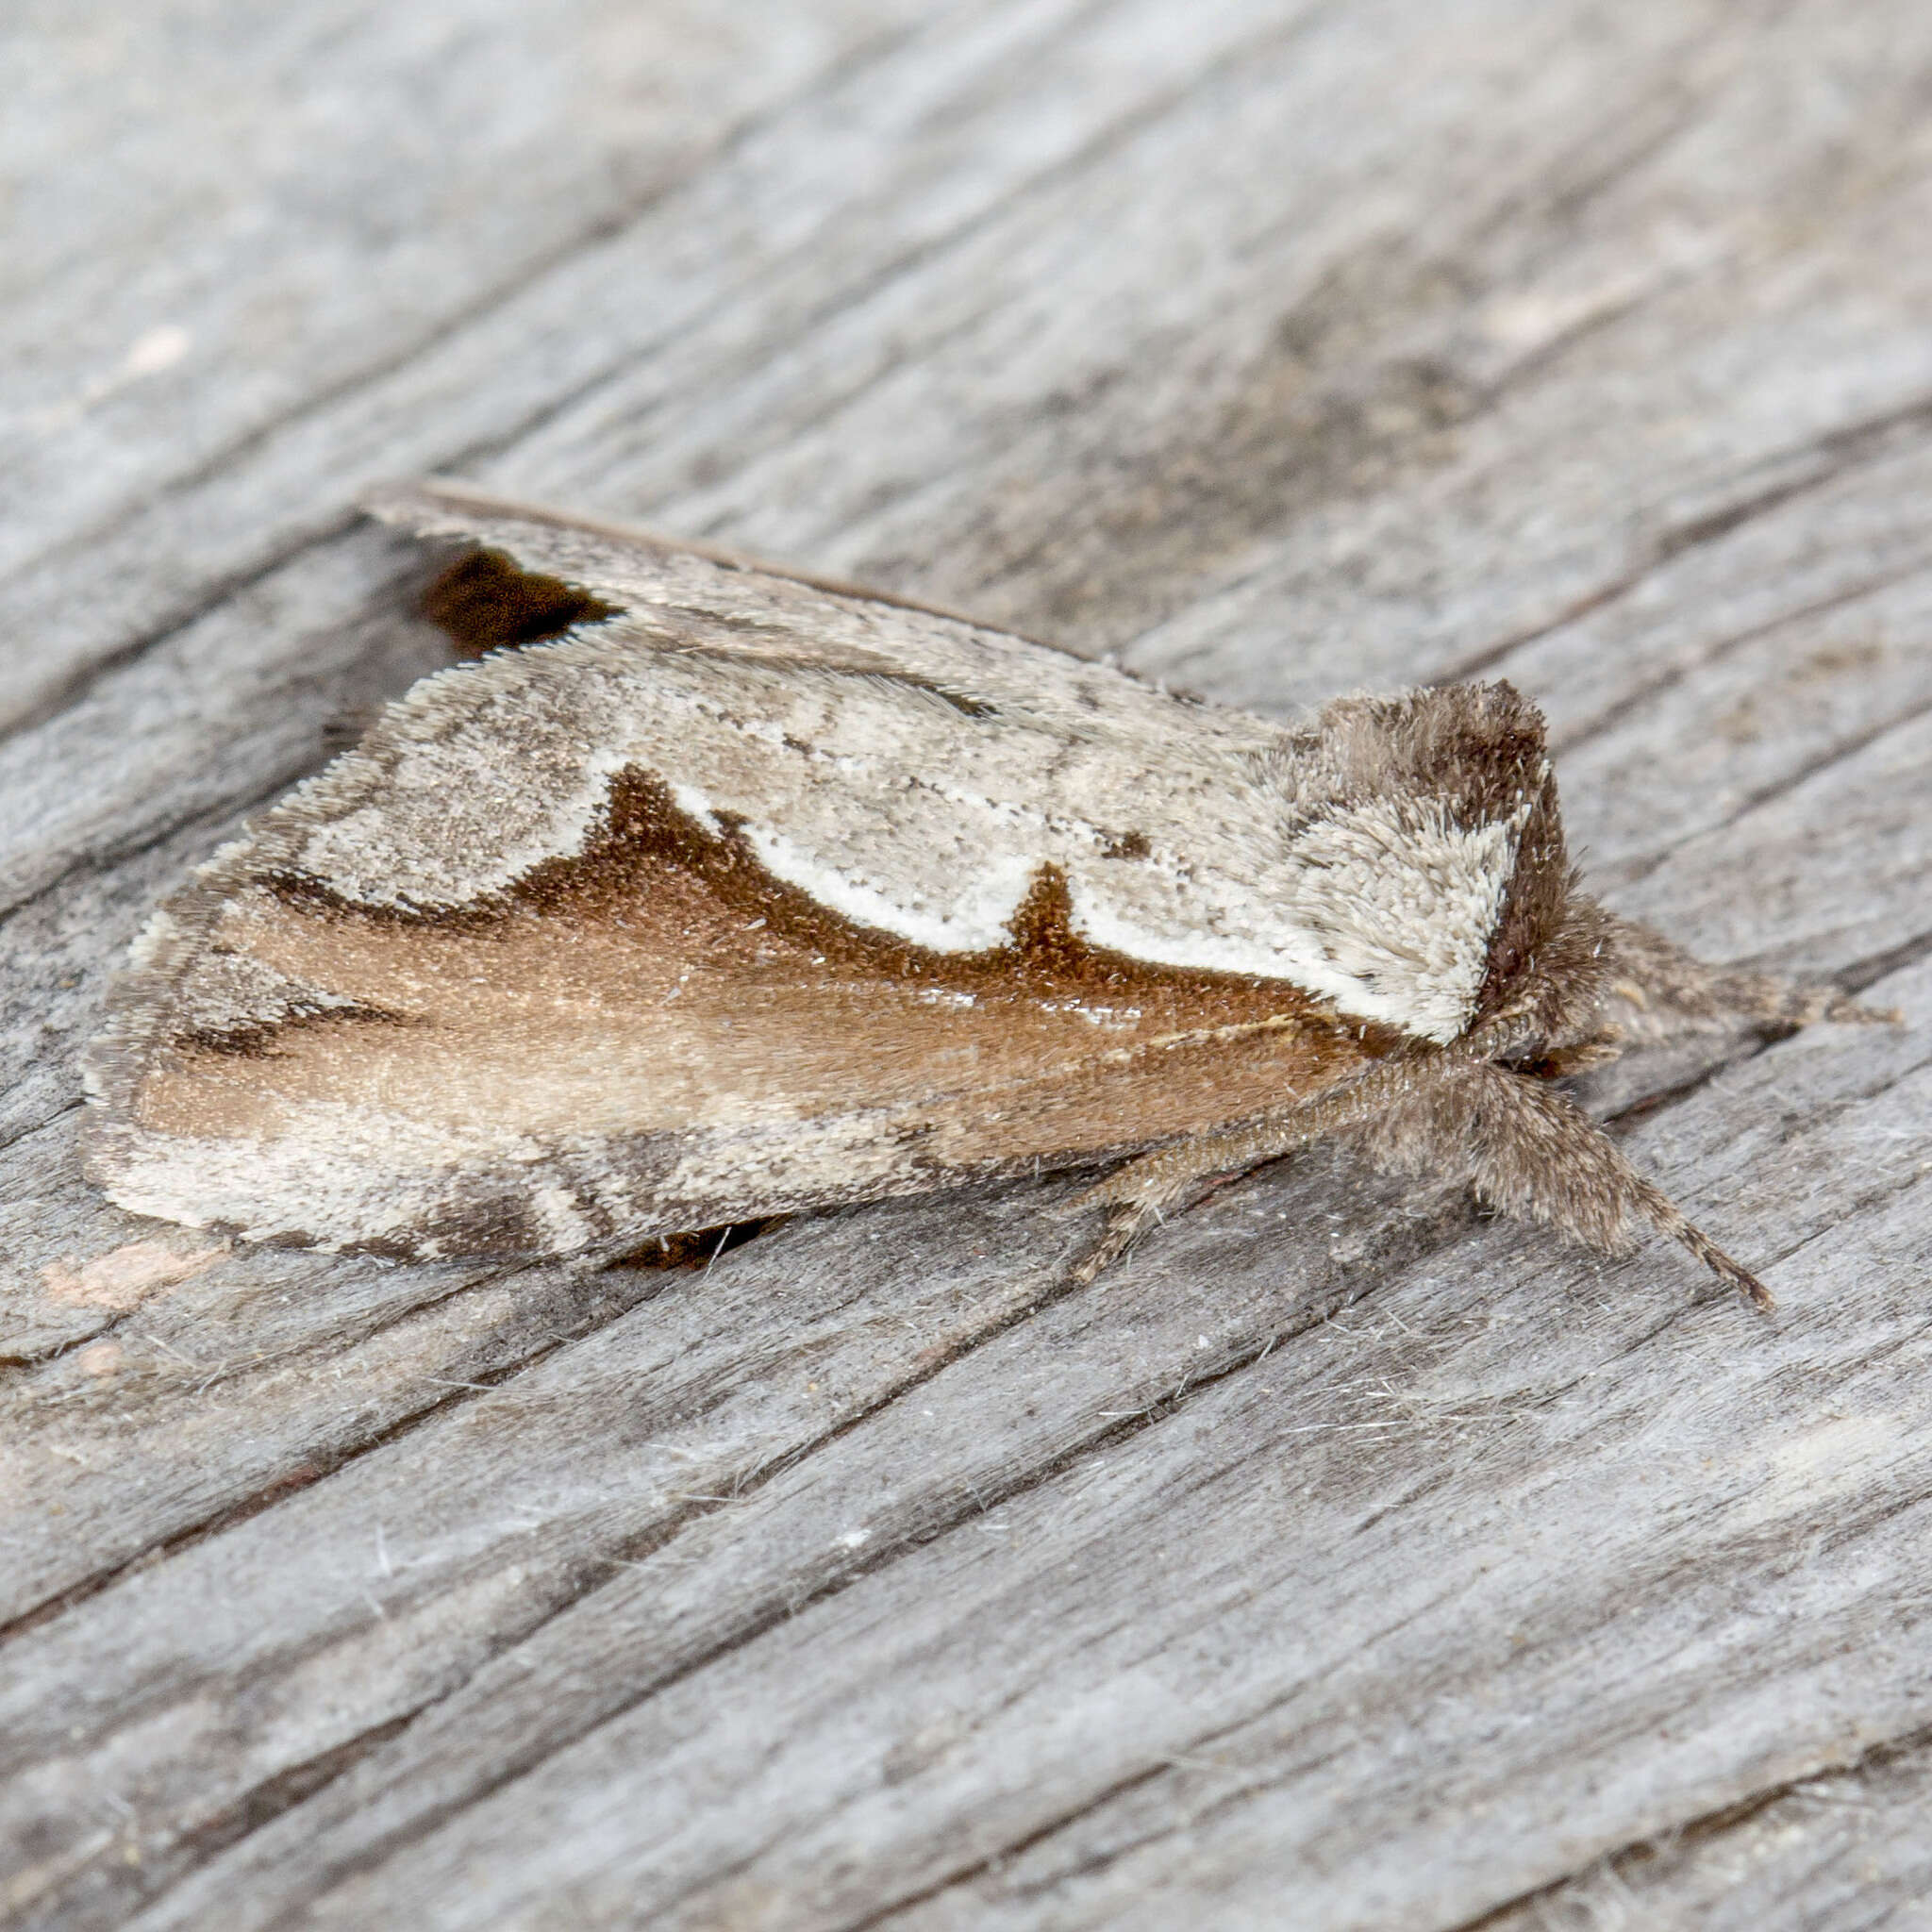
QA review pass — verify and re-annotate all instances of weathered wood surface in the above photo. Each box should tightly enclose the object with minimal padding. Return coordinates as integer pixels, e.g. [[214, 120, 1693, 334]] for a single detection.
[[5, 2, 1932, 1925]]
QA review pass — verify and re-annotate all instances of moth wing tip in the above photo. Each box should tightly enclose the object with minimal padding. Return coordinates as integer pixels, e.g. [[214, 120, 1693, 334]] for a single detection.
[[357, 475, 471, 529], [357, 475, 419, 515]]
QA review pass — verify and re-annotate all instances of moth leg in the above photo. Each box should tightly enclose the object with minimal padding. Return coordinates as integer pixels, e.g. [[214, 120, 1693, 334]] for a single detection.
[[1350, 1052, 1775, 1311], [1600, 914, 1897, 1044], [1064, 1050, 1777, 1310], [1059, 1062, 1423, 1286]]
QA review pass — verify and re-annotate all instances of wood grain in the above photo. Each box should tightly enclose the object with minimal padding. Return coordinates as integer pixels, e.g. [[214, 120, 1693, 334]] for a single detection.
[[5, 2, 1931, 1927]]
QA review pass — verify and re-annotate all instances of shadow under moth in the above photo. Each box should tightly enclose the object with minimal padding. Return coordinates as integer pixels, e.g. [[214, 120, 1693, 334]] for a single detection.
[[85, 479, 1890, 1311]]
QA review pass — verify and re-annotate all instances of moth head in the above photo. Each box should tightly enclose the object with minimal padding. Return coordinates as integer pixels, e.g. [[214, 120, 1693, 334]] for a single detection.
[[1266, 682, 1606, 1046]]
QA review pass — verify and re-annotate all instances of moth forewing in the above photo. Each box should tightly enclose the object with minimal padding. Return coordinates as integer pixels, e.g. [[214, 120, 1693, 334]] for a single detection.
[[83, 479, 1887, 1306]]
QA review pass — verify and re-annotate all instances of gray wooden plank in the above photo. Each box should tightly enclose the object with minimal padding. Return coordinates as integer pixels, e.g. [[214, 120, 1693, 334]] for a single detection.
[[0, 0, 926, 611], [1, 1124, 672, 1625], [0, 1187, 1071, 1924], [4, 1, 1932, 1927]]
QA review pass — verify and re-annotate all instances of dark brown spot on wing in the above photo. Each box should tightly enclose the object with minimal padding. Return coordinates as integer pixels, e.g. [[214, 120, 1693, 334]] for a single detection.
[[147, 766, 1392, 1178], [610, 1220, 780, 1270], [421, 549, 623, 658], [246, 765, 1394, 1041]]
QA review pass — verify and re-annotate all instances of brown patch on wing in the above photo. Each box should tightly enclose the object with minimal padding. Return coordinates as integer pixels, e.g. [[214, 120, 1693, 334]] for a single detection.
[[133, 771, 1390, 1192], [421, 550, 622, 658]]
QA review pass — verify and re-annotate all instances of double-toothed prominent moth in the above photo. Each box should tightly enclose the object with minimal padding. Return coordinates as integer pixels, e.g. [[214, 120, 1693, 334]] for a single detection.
[[84, 480, 1889, 1309]]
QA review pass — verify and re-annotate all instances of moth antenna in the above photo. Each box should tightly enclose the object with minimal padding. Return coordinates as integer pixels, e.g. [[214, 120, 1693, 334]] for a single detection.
[[1599, 914, 1902, 1037]]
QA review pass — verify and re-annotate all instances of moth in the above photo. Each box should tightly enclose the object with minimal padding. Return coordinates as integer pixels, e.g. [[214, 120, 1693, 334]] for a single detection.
[[85, 480, 1887, 1310]]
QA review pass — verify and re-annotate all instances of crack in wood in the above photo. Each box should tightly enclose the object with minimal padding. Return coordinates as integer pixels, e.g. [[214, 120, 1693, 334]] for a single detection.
[[1442, 390, 1932, 689], [1449, 1717, 1932, 1932], [1548, 555, 1932, 760], [0, 759, 341, 929], [837, 1583, 1476, 1928], [1612, 684, 1932, 891], [0, 1258, 603, 1652]]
